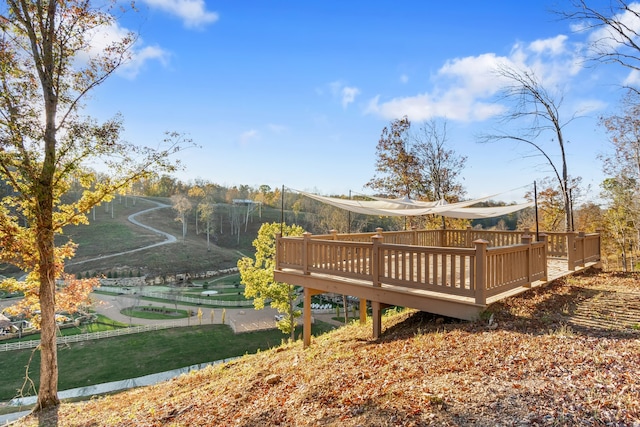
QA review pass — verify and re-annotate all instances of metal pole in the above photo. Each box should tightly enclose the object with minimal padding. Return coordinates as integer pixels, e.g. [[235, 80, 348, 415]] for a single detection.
[[534, 181, 539, 240], [280, 185, 284, 235], [348, 190, 351, 234], [569, 188, 575, 232]]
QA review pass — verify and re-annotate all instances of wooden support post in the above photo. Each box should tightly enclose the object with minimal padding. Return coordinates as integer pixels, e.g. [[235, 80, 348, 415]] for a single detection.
[[359, 298, 367, 324], [371, 302, 391, 339], [303, 287, 323, 348], [330, 229, 338, 240], [372, 301, 382, 338], [371, 233, 383, 337], [474, 239, 488, 305]]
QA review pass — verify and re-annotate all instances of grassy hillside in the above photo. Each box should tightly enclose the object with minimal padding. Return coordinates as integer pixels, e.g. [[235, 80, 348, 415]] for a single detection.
[[56, 197, 284, 278], [0, 322, 336, 402], [19, 270, 640, 426]]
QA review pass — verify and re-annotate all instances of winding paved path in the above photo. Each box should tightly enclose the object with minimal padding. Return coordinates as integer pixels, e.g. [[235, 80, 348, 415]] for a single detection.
[[67, 200, 177, 266]]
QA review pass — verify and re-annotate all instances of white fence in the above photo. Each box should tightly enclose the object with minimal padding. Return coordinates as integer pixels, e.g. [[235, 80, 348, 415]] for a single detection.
[[102, 287, 255, 307], [0, 324, 178, 352], [7, 356, 240, 408]]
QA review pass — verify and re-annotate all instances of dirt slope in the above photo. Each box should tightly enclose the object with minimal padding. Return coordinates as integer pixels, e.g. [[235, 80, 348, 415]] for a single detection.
[[20, 270, 640, 426]]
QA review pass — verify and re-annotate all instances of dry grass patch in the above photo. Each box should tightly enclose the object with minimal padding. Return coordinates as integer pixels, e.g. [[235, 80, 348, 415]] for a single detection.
[[20, 269, 640, 426]]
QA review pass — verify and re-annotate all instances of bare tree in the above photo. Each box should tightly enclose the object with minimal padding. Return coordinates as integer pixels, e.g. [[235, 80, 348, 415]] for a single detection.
[[480, 65, 578, 231], [172, 194, 193, 242], [198, 201, 215, 251], [565, 1, 640, 83], [600, 91, 640, 180]]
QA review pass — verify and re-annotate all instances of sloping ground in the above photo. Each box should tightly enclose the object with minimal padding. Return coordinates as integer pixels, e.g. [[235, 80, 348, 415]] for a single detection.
[[61, 198, 249, 277], [21, 270, 640, 426]]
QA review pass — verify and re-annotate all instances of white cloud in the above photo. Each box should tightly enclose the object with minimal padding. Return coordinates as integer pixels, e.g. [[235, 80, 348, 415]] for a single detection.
[[77, 22, 169, 79], [239, 129, 260, 146], [119, 45, 170, 79], [366, 35, 584, 123], [341, 86, 360, 108], [587, 2, 640, 49], [328, 81, 360, 108], [624, 69, 640, 87], [142, 0, 219, 29], [267, 124, 288, 133], [573, 99, 607, 115], [529, 34, 568, 55]]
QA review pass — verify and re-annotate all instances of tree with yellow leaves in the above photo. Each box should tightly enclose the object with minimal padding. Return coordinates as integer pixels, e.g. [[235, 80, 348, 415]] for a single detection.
[[0, 0, 189, 412], [238, 222, 304, 340]]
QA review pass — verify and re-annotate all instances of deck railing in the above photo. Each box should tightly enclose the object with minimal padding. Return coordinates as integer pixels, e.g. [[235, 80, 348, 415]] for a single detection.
[[314, 228, 539, 248], [306, 228, 601, 272], [276, 229, 560, 305]]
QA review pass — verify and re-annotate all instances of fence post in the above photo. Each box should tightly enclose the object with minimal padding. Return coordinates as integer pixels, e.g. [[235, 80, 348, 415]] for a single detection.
[[303, 232, 312, 275], [578, 231, 586, 268], [567, 232, 576, 271], [474, 239, 489, 305], [371, 234, 383, 288], [539, 233, 548, 281], [466, 226, 472, 248], [521, 233, 532, 286], [595, 229, 603, 268], [330, 229, 338, 240], [371, 233, 383, 338]]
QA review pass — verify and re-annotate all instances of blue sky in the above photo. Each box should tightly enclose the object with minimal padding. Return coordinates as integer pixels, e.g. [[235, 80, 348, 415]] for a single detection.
[[86, 0, 631, 203]]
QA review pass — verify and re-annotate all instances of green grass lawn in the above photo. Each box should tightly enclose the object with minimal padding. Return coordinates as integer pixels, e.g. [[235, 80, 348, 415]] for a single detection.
[[0, 321, 336, 402], [120, 306, 189, 319]]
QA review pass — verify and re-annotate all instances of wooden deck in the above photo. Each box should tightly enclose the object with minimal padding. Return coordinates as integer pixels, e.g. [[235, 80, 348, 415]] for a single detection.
[[274, 228, 602, 347]]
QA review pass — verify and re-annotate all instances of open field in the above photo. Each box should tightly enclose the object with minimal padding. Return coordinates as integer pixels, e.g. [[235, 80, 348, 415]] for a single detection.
[[0, 321, 336, 403]]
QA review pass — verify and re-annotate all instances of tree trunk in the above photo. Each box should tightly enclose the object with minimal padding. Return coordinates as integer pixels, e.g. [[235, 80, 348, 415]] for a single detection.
[[36, 6, 61, 403], [289, 286, 295, 341], [35, 181, 60, 410], [342, 295, 349, 324], [206, 220, 211, 251]]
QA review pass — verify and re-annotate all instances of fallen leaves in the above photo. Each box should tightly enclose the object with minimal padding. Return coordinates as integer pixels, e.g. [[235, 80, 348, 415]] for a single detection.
[[16, 269, 640, 426]]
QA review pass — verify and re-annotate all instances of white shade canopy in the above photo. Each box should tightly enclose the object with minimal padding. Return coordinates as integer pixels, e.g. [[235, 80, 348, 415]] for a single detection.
[[290, 188, 533, 219]]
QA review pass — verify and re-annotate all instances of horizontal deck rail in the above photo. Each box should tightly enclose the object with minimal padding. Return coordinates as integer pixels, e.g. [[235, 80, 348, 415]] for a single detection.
[[306, 228, 601, 272]]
